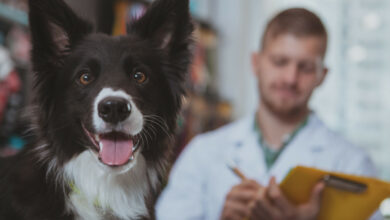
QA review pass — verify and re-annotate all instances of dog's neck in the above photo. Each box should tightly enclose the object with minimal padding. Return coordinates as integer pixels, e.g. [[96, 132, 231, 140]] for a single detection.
[[62, 150, 159, 220]]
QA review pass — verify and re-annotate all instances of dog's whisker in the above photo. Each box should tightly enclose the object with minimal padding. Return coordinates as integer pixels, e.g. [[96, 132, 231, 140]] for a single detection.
[[144, 122, 158, 138], [139, 130, 150, 148], [144, 115, 170, 132], [143, 115, 169, 130], [144, 120, 169, 140], [136, 133, 144, 148], [144, 117, 171, 139], [143, 129, 154, 147]]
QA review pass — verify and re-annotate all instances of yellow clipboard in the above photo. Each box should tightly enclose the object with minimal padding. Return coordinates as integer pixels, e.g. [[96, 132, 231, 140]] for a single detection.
[[280, 166, 390, 220]]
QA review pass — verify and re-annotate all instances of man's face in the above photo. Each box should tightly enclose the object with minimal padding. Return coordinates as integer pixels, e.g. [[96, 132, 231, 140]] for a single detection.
[[252, 33, 328, 117]]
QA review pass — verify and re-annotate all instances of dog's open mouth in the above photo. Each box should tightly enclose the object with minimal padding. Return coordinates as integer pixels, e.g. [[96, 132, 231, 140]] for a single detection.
[[83, 125, 140, 167]]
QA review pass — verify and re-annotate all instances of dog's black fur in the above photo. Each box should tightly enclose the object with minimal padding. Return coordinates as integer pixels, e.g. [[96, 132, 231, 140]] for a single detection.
[[0, 0, 193, 219]]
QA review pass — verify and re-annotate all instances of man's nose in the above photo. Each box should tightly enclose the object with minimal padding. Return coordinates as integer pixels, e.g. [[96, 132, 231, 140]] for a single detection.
[[283, 64, 299, 85]]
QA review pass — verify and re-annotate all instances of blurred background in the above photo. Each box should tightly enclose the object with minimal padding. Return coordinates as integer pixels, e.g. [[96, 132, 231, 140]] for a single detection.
[[0, 0, 390, 215]]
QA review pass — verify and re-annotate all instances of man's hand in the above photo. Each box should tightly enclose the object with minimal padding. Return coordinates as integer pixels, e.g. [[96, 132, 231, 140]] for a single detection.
[[220, 179, 263, 220], [249, 177, 325, 220], [220, 177, 325, 220]]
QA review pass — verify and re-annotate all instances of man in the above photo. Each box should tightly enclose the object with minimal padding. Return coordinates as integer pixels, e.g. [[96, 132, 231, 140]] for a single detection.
[[156, 8, 381, 220]]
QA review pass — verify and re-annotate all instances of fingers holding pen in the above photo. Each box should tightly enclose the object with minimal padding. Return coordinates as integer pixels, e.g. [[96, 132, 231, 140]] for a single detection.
[[220, 179, 264, 220], [248, 176, 325, 220], [229, 179, 264, 203], [248, 177, 284, 220]]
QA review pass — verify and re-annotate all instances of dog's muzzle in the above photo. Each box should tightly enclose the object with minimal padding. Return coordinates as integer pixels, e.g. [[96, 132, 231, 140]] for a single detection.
[[89, 91, 143, 167]]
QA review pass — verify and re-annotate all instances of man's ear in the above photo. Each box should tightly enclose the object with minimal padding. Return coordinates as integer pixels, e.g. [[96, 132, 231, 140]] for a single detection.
[[127, 0, 193, 53], [316, 67, 328, 87], [28, 0, 93, 70], [251, 52, 261, 78]]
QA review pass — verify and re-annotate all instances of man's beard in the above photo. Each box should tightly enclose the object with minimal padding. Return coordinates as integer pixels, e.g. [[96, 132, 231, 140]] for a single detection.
[[261, 93, 307, 120]]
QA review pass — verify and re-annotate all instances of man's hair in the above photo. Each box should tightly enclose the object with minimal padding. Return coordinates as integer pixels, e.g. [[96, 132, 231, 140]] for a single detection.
[[261, 8, 328, 55]]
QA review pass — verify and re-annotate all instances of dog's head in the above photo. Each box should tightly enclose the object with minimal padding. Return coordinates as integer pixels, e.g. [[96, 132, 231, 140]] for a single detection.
[[28, 0, 193, 171]]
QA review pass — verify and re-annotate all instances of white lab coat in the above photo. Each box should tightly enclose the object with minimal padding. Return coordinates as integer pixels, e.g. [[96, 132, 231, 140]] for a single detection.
[[156, 113, 382, 220]]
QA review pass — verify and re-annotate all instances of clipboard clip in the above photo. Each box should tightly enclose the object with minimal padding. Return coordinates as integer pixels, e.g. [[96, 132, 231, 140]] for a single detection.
[[322, 174, 367, 193]]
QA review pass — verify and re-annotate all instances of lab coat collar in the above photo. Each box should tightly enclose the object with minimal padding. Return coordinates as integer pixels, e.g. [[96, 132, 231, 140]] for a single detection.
[[226, 112, 325, 184], [229, 112, 321, 148], [229, 113, 256, 144], [268, 113, 324, 181]]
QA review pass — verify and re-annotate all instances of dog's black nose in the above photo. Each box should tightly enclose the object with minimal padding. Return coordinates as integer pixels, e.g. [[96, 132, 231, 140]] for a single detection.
[[98, 98, 132, 124]]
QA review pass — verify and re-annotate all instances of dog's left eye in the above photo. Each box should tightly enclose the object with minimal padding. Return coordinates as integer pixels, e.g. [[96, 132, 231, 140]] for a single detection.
[[133, 72, 148, 84], [79, 72, 95, 85]]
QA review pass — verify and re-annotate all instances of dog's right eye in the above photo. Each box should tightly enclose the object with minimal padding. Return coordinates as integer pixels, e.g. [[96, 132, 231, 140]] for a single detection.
[[79, 72, 95, 85], [133, 72, 148, 84]]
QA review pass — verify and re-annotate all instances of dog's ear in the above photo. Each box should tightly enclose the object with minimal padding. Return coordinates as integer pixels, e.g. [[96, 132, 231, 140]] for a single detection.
[[28, 0, 93, 69], [128, 0, 193, 52], [128, 0, 194, 113]]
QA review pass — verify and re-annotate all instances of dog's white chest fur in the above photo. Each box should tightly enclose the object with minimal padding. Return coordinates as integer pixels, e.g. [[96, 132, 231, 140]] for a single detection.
[[64, 151, 156, 220]]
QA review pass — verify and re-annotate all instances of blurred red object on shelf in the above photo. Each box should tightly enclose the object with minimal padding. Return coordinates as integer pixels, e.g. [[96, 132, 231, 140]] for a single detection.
[[0, 71, 21, 122]]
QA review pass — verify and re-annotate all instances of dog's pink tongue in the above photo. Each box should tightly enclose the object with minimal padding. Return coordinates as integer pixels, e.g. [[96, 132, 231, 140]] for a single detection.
[[99, 139, 133, 166]]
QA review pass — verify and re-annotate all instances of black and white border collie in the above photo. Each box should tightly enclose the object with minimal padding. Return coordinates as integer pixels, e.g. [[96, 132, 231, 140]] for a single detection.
[[0, 0, 193, 219]]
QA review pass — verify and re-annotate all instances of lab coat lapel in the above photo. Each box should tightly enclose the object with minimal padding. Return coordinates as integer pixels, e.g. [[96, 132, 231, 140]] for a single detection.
[[268, 114, 326, 183], [225, 114, 268, 184], [225, 113, 327, 185]]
